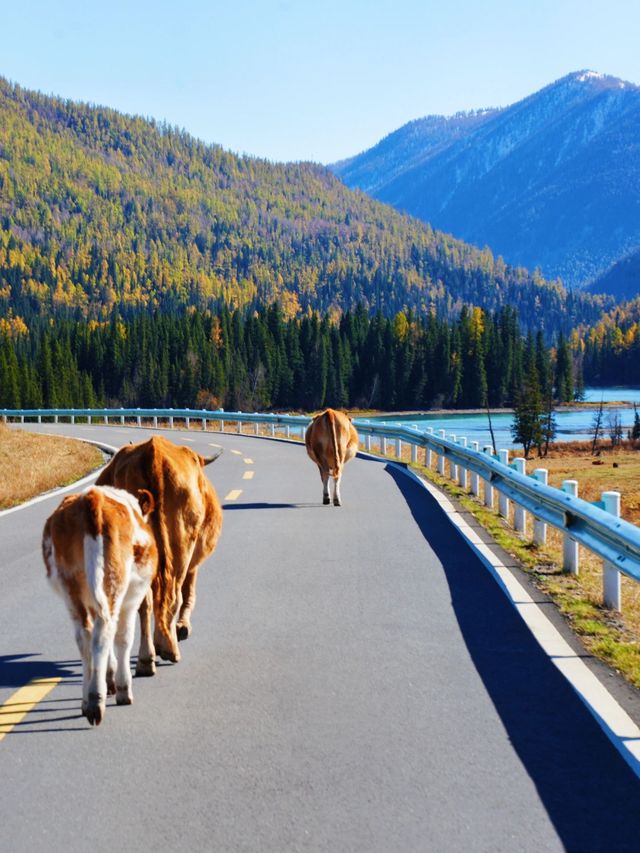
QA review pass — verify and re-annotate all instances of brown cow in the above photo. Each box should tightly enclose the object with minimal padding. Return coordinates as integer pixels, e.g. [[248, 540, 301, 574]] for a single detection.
[[305, 408, 359, 506], [96, 435, 222, 675], [43, 485, 157, 726]]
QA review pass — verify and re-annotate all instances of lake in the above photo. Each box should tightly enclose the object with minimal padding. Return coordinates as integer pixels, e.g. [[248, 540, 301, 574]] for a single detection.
[[366, 387, 639, 450]]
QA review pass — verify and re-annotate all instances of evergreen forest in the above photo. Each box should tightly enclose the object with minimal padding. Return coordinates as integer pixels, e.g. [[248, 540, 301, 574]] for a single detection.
[[0, 304, 583, 413]]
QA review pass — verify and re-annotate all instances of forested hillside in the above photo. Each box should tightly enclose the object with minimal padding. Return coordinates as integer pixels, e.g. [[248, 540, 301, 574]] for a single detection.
[[0, 78, 607, 333], [578, 297, 640, 385]]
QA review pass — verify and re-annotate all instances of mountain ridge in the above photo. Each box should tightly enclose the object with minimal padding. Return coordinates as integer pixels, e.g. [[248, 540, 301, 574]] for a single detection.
[[331, 71, 640, 289]]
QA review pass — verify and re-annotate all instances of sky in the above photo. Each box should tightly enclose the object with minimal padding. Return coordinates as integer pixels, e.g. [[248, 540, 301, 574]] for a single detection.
[[2, 0, 640, 163]]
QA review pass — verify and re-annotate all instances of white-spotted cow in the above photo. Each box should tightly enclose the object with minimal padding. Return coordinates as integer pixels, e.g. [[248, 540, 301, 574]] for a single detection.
[[43, 486, 157, 726], [305, 408, 359, 506], [96, 436, 223, 675]]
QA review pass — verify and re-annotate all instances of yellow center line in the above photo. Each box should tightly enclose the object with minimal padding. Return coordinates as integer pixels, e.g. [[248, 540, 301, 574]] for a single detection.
[[230, 450, 242, 456], [224, 489, 243, 501], [243, 458, 253, 464], [242, 471, 254, 480], [0, 677, 61, 741]]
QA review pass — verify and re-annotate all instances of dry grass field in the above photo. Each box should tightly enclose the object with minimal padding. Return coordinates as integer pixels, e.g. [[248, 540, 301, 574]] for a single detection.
[[0, 424, 104, 509]]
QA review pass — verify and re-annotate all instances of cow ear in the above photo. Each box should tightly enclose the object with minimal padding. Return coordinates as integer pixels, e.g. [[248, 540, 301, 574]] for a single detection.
[[137, 489, 155, 517]]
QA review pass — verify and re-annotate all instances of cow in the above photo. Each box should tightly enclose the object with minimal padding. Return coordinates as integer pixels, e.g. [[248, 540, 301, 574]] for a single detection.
[[305, 408, 359, 506], [42, 486, 157, 726], [96, 435, 222, 675]]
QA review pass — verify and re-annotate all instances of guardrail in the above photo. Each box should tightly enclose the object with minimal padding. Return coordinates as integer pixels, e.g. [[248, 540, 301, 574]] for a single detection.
[[3, 406, 639, 612]]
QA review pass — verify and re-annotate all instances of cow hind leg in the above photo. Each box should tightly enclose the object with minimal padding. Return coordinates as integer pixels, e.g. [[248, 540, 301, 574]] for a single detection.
[[135, 589, 156, 677], [153, 580, 181, 664], [333, 472, 343, 507], [106, 648, 117, 696], [115, 586, 146, 705], [177, 563, 200, 641], [73, 618, 92, 718], [321, 468, 331, 505], [86, 616, 115, 726]]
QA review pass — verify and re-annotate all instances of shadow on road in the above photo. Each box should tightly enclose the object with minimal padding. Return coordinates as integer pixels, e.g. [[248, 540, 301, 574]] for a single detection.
[[223, 502, 318, 510], [386, 464, 640, 852], [0, 653, 78, 689]]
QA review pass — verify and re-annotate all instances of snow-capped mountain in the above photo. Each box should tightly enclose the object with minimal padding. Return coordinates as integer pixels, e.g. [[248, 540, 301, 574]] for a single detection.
[[331, 72, 640, 289]]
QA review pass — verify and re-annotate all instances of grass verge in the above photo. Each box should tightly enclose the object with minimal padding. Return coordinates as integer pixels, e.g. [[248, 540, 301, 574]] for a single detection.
[[0, 425, 104, 509]]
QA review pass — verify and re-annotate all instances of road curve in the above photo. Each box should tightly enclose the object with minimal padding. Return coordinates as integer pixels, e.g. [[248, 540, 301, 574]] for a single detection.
[[1, 423, 640, 853]]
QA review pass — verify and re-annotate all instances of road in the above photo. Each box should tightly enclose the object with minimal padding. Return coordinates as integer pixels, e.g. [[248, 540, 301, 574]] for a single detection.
[[1, 423, 640, 852]]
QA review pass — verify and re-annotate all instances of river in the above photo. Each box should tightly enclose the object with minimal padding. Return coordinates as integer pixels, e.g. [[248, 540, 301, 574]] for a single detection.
[[367, 387, 640, 450]]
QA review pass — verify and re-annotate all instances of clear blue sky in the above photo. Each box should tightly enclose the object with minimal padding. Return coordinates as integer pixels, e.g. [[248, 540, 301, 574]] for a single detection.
[[3, 0, 639, 163]]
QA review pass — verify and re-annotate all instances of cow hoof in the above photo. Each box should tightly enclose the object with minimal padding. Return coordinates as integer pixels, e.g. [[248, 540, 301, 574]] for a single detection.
[[116, 689, 133, 706], [85, 693, 105, 726], [135, 657, 156, 677], [176, 623, 191, 641], [333, 498, 342, 507], [158, 647, 180, 663], [323, 496, 331, 505]]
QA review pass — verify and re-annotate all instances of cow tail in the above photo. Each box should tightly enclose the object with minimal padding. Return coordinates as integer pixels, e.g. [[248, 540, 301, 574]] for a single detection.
[[149, 444, 172, 593], [83, 490, 111, 621], [329, 410, 340, 477]]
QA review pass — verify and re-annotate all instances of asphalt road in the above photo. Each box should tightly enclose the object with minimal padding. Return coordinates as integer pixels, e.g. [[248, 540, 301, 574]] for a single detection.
[[1, 424, 640, 852]]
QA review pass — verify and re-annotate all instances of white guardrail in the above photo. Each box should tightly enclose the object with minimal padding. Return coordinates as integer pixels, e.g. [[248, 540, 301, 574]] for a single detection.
[[3, 406, 639, 612]]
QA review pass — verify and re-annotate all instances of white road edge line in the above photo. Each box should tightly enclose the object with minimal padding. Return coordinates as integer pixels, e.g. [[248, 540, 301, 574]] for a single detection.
[[0, 437, 119, 518], [395, 461, 640, 780]]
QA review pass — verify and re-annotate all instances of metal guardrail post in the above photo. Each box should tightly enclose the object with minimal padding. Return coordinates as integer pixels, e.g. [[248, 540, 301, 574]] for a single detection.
[[602, 491, 622, 609], [71, 415, 75, 425], [458, 437, 468, 489], [254, 422, 259, 435], [483, 446, 494, 508], [169, 416, 174, 429], [120, 414, 125, 425], [270, 423, 275, 436], [395, 437, 402, 458], [513, 457, 527, 534], [448, 435, 457, 480], [54, 415, 58, 424], [426, 427, 434, 467], [470, 441, 480, 495], [185, 417, 190, 429], [286, 426, 291, 439], [104, 415, 108, 424], [137, 415, 142, 426], [238, 421, 242, 434], [562, 480, 579, 574], [411, 425, 418, 463], [437, 430, 446, 475], [498, 449, 510, 518], [153, 416, 158, 428], [381, 436, 387, 455], [202, 418, 208, 431], [533, 469, 548, 545]]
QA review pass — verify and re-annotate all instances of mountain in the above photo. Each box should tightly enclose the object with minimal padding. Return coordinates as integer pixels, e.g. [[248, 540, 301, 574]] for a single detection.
[[331, 71, 640, 288], [585, 248, 640, 300], [0, 77, 607, 333]]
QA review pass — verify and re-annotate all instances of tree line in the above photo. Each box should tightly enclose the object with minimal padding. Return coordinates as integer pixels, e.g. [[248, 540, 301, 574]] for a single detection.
[[0, 304, 583, 414]]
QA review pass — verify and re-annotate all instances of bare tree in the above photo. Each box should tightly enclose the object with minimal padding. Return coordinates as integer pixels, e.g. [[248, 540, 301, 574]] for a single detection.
[[591, 396, 605, 454], [607, 409, 623, 448]]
